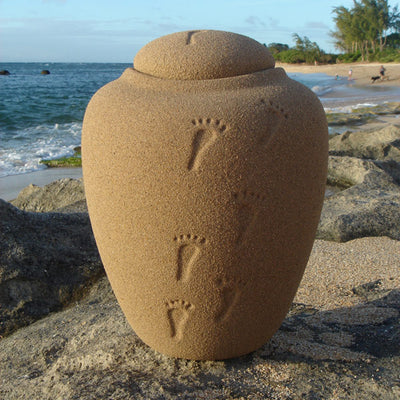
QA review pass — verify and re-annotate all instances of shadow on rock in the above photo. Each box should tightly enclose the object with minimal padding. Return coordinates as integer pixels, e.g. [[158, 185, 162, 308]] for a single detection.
[[0, 277, 399, 399], [0, 199, 103, 337]]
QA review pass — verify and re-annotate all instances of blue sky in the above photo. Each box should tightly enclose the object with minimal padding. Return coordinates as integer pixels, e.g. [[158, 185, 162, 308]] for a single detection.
[[0, 0, 394, 62]]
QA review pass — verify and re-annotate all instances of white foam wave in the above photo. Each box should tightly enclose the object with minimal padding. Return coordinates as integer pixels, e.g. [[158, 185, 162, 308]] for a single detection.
[[0, 122, 82, 177], [312, 85, 333, 97], [324, 102, 379, 114]]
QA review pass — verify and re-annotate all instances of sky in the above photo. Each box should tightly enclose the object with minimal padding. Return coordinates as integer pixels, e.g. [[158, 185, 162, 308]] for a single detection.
[[0, 0, 397, 63]]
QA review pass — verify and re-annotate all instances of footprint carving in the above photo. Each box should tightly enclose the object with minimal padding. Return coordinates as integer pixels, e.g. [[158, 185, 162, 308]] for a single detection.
[[187, 118, 227, 171], [258, 99, 288, 147], [165, 299, 194, 341], [173, 234, 206, 281], [233, 190, 266, 245], [186, 30, 203, 45], [214, 277, 246, 322]]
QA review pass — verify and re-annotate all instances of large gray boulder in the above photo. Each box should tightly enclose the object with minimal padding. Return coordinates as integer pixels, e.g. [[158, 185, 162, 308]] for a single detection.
[[1, 237, 399, 399], [329, 124, 400, 162], [318, 125, 400, 242], [319, 155, 400, 242], [326, 154, 393, 188], [318, 181, 400, 242], [0, 199, 103, 337]]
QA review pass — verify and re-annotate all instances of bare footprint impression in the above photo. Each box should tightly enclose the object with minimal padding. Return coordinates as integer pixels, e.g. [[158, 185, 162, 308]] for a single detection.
[[257, 99, 288, 148], [214, 277, 247, 323], [187, 118, 227, 171], [165, 299, 194, 341], [174, 234, 206, 282], [233, 190, 266, 245]]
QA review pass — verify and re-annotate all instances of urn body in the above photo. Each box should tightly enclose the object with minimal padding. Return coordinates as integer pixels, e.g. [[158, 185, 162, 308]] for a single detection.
[[82, 31, 328, 360]]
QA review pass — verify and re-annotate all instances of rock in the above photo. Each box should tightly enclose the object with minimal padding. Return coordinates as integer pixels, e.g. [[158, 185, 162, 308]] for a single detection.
[[0, 70, 10, 75], [11, 178, 87, 213], [320, 152, 400, 242], [329, 124, 400, 162], [41, 70, 50, 75], [374, 158, 400, 185], [0, 199, 103, 337], [318, 178, 400, 242], [326, 112, 377, 126], [326, 155, 392, 188], [1, 237, 399, 399], [326, 103, 400, 127]]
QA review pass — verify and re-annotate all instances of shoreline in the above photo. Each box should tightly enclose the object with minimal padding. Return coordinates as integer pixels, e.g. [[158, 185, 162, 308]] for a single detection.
[[277, 61, 400, 87], [2, 63, 400, 202], [0, 167, 83, 201]]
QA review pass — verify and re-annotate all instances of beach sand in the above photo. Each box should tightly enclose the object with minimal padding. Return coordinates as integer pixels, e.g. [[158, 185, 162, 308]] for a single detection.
[[277, 61, 400, 86], [0, 167, 83, 201]]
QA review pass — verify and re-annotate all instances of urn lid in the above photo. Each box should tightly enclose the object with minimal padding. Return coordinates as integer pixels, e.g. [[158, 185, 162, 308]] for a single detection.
[[133, 30, 275, 80]]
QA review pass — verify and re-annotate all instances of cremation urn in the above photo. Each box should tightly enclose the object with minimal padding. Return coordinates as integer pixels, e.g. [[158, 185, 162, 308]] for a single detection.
[[82, 30, 328, 360]]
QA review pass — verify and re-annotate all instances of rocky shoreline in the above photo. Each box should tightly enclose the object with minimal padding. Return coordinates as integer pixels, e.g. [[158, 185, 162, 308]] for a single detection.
[[1, 121, 400, 399]]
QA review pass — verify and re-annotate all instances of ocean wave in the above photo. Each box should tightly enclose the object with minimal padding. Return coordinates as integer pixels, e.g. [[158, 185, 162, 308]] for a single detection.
[[0, 122, 82, 177], [312, 85, 333, 97], [324, 102, 379, 114]]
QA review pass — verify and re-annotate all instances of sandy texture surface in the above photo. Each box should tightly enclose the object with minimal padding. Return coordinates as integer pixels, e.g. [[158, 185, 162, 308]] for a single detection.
[[277, 62, 400, 87], [297, 236, 400, 309], [82, 30, 329, 360]]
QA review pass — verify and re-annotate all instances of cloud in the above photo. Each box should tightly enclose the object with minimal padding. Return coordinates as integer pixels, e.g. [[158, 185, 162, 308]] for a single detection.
[[245, 16, 266, 27]]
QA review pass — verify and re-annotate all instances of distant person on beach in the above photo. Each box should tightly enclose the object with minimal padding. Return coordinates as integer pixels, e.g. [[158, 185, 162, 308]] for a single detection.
[[380, 65, 386, 79], [348, 68, 353, 81]]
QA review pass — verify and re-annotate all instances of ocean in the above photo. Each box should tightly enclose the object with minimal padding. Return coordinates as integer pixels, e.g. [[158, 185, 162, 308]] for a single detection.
[[1, 62, 400, 178]]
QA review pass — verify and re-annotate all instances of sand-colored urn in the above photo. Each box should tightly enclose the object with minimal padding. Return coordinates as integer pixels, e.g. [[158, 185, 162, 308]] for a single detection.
[[82, 30, 328, 360]]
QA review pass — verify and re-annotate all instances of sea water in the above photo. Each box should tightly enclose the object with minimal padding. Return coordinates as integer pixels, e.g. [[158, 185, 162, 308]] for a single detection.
[[0, 63, 130, 177], [1, 63, 400, 178]]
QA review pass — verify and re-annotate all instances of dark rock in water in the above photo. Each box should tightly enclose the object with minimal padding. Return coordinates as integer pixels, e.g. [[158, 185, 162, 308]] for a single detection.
[[0, 70, 10, 75], [11, 178, 87, 213], [0, 199, 103, 337], [41, 70, 50, 75]]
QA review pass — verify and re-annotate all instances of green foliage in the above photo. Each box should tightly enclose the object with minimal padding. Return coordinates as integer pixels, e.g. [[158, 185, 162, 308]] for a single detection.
[[319, 53, 339, 64], [337, 48, 400, 62], [332, 0, 400, 59], [370, 48, 400, 62], [40, 147, 82, 168], [386, 32, 400, 48], [337, 51, 363, 62], [274, 49, 305, 63], [267, 42, 289, 55], [271, 34, 338, 64]]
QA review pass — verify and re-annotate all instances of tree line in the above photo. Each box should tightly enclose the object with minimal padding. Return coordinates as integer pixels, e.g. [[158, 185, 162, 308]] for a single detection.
[[332, 0, 399, 61], [268, 0, 400, 64]]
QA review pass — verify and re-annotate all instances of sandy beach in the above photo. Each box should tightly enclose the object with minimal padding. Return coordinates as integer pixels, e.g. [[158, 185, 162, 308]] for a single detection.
[[0, 167, 82, 201], [277, 61, 400, 86]]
